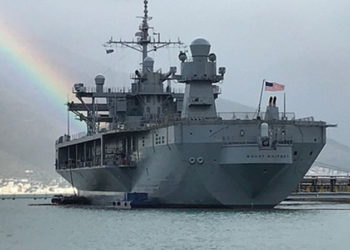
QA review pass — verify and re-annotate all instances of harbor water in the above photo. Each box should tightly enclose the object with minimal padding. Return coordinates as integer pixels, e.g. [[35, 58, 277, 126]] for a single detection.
[[1, 198, 349, 250]]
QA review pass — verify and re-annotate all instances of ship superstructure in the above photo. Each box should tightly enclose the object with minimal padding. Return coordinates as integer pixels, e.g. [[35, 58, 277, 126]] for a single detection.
[[55, 1, 332, 208]]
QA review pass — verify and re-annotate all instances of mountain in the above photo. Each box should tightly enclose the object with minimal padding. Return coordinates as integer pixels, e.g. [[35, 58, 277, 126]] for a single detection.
[[216, 98, 254, 112], [316, 138, 350, 173], [0, 87, 59, 181], [0, 41, 130, 183]]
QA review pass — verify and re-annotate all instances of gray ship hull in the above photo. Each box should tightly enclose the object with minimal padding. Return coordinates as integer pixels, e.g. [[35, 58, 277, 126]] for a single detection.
[[57, 122, 325, 208]]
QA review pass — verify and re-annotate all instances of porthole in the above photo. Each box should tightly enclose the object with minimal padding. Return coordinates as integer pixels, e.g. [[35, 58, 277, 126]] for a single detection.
[[197, 157, 204, 164], [309, 151, 313, 156], [189, 157, 196, 164]]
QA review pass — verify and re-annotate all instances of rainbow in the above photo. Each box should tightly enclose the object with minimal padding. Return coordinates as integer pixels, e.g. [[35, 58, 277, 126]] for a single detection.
[[0, 19, 85, 131]]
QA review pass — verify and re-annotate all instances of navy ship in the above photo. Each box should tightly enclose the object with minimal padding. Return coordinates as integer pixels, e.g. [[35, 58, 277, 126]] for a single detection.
[[55, 0, 332, 208]]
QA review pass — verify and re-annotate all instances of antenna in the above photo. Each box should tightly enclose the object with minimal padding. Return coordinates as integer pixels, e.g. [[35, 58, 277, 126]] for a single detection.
[[67, 94, 70, 136], [283, 92, 286, 119], [104, 0, 184, 72]]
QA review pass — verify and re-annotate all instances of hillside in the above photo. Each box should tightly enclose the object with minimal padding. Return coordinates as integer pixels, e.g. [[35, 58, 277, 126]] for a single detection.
[[316, 138, 350, 172]]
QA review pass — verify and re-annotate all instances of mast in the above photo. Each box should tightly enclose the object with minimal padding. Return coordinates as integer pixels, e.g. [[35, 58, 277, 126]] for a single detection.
[[141, 0, 150, 61], [105, 0, 183, 72]]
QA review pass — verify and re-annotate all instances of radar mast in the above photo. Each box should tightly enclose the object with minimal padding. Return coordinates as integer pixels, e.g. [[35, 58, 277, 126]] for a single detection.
[[105, 0, 184, 72]]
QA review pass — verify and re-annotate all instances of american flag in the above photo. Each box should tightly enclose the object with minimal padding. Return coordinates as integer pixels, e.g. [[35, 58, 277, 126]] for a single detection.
[[265, 82, 285, 91]]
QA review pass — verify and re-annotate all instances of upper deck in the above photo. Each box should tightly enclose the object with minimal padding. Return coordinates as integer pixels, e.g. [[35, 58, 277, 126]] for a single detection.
[[56, 111, 329, 147]]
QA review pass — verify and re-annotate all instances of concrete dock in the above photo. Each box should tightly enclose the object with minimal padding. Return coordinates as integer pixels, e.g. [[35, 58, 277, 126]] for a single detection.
[[2, 176, 350, 204]]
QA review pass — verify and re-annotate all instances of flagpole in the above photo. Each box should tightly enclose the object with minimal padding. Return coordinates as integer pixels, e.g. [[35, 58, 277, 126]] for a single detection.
[[67, 94, 70, 137], [257, 79, 265, 119], [283, 92, 286, 119]]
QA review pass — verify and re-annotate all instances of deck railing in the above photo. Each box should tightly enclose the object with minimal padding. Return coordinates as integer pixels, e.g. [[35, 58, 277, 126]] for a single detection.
[[217, 112, 296, 120], [72, 86, 185, 94], [61, 112, 319, 144]]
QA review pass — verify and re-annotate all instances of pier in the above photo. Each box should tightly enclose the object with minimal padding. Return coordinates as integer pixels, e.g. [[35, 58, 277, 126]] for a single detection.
[[296, 175, 350, 193], [2, 176, 350, 204]]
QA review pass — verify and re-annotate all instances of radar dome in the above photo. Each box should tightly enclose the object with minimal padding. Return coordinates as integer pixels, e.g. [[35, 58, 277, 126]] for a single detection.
[[144, 56, 154, 63], [143, 56, 154, 70], [95, 75, 105, 85], [95, 75, 105, 93], [190, 38, 211, 57]]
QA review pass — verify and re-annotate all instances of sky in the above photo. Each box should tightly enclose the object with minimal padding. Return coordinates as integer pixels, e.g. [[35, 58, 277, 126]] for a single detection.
[[0, 0, 350, 145]]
